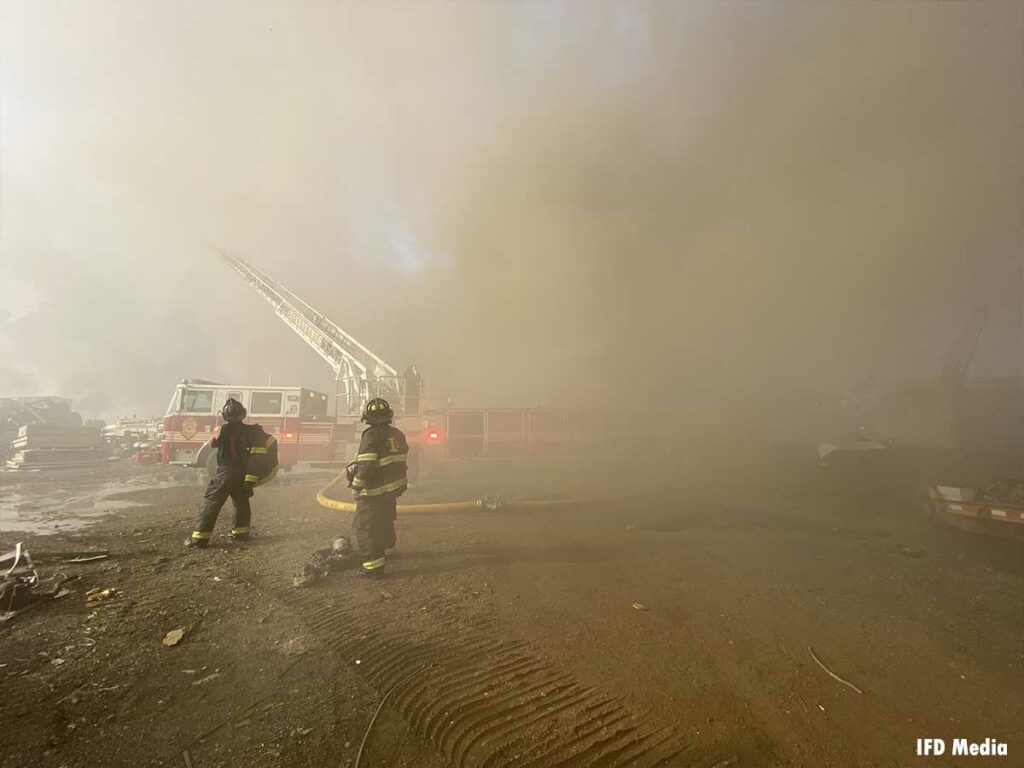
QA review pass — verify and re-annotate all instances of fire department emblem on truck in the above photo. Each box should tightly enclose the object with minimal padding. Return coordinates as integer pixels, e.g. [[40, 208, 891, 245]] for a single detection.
[[181, 417, 198, 440]]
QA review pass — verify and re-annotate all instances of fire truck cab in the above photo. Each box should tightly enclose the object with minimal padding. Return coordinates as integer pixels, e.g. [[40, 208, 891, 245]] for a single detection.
[[162, 379, 344, 472]]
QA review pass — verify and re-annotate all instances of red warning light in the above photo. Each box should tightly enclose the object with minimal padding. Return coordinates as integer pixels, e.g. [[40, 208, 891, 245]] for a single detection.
[[427, 430, 441, 443], [284, 432, 295, 439]]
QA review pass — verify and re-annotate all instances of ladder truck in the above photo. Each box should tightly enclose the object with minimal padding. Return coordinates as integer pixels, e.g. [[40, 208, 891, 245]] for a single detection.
[[215, 252, 616, 466], [218, 251, 415, 417]]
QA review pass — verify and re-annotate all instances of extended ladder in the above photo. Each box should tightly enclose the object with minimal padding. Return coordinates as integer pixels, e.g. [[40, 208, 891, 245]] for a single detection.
[[218, 251, 405, 415]]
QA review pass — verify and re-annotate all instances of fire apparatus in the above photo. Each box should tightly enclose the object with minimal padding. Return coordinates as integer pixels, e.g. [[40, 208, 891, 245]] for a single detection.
[[161, 379, 348, 473], [162, 252, 617, 476]]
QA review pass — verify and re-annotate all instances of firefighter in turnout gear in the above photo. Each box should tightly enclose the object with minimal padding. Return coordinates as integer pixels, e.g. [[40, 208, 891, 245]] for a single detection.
[[346, 398, 408, 577], [186, 398, 277, 549]]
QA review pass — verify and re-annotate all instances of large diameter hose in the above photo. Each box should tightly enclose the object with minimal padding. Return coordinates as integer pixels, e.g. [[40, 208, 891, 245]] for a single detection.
[[315, 472, 599, 513]]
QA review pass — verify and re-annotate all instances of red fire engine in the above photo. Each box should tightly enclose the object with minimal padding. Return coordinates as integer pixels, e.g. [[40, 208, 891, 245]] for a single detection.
[[162, 380, 345, 472], [185, 253, 615, 475], [162, 379, 442, 475]]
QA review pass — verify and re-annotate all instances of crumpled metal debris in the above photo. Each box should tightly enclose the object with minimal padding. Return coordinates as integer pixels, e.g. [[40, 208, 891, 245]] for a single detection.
[[1, 544, 39, 618], [1, 544, 77, 621], [2, 543, 38, 587]]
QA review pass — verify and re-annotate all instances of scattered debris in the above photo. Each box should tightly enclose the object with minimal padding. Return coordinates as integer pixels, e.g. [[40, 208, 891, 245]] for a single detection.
[[808, 646, 863, 694], [379, 591, 394, 600], [183, 653, 309, 751], [292, 536, 354, 587], [1, 544, 79, 620], [62, 554, 110, 564], [85, 587, 118, 606], [632, 602, 649, 611], [163, 629, 187, 647], [2, 543, 38, 590], [55, 684, 88, 704], [86, 685, 121, 695], [296, 727, 313, 736], [191, 672, 221, 686]]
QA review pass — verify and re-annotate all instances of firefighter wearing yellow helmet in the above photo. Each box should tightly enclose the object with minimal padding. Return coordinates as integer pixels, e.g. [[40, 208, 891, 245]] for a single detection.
[[345, 398, 409, 577]]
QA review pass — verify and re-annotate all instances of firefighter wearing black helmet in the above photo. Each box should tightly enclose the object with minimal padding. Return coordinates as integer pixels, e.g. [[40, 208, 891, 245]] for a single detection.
[[346, 397, 408, 577], [186, 398, 272, 548]]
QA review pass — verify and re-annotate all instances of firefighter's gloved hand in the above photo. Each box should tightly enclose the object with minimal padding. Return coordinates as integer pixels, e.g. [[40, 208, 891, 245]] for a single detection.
[[244, 482, 255, 498]]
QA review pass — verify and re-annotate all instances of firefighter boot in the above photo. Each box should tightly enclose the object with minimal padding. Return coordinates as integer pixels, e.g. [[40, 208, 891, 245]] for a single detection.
[[356, 555, 386, 579]]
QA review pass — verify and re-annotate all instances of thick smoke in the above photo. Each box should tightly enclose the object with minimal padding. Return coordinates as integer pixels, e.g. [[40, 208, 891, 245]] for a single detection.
[[1, 1, 1020, 432]]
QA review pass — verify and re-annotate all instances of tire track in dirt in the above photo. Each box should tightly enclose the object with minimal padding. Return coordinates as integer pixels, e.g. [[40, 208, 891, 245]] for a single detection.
[[275, 586, 735, 768]]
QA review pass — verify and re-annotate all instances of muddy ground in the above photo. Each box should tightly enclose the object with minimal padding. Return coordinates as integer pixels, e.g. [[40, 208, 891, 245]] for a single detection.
[[0, 452, 1021, 768]]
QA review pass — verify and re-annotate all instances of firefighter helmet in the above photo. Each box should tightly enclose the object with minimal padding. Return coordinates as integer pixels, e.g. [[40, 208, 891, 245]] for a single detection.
[[361, 397, 393, 424], [222, 398, 247, 422]]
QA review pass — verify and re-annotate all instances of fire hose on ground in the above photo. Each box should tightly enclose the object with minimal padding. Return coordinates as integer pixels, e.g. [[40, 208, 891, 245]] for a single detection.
[[315, 472, 601, 514]]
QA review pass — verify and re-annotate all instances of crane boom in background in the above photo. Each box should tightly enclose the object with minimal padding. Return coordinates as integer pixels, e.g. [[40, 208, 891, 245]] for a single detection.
[[217, 250, 405, 415]]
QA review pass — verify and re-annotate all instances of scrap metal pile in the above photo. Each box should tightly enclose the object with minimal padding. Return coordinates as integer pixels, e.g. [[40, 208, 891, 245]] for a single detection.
[[1, 397, 110, 470], [6, 423, 109, 470]]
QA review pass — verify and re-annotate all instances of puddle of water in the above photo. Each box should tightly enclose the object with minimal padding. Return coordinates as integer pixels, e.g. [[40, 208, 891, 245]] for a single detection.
[[0, 471, 189, 536], [0, 500, 154, 536]]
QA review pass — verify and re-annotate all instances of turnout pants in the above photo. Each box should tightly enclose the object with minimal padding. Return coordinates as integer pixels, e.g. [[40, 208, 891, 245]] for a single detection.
[[354, 497, 397, 570], [191, 466, 251, 544]]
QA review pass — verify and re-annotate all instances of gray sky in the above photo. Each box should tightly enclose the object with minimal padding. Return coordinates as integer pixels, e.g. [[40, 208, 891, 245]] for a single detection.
[[1, 1, 1021, 425]]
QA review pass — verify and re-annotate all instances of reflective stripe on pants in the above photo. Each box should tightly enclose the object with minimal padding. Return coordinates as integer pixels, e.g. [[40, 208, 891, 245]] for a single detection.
[[354, 497, 397, 564], [193, 466, 251, 539]]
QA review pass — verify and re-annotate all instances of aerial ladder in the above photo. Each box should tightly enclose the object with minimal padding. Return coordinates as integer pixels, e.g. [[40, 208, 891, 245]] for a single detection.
[[943, 304, 988, 385], [217, 251, 408, 417]]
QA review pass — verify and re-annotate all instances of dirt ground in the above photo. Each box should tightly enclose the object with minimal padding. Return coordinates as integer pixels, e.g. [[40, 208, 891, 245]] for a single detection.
[[0, 452, 1021, 768]]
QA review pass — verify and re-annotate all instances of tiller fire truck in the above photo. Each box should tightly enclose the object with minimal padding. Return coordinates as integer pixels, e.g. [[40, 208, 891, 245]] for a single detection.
[[161, 253, 612, 476]]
